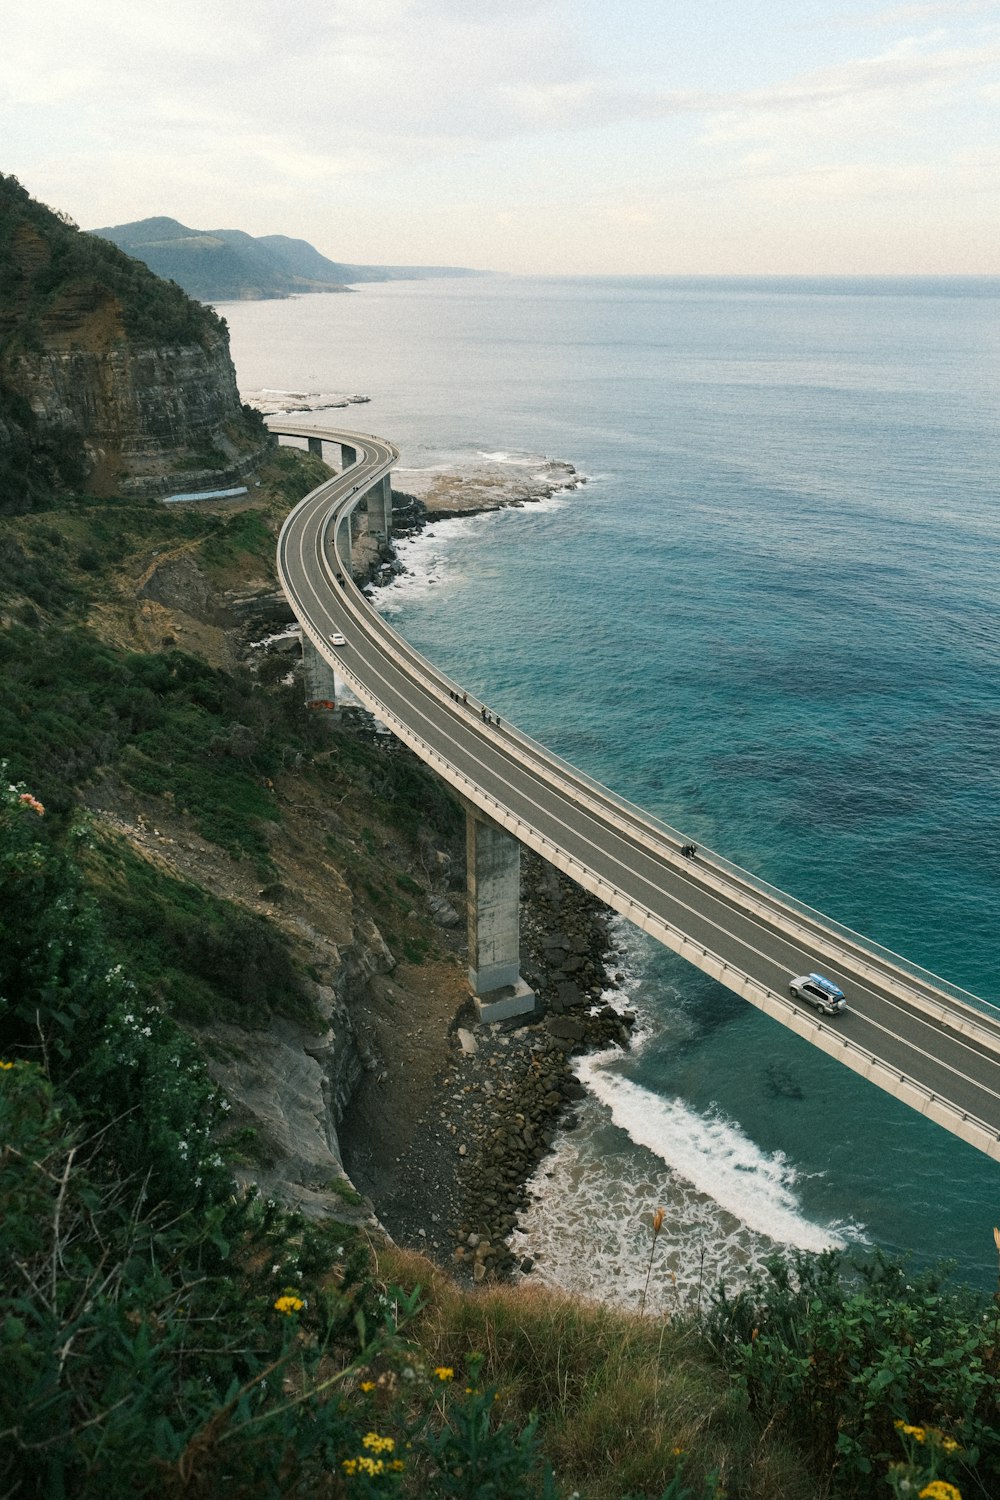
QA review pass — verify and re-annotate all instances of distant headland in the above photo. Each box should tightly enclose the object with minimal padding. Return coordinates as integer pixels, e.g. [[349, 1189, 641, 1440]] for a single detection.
[[88, 216, 484, 303]]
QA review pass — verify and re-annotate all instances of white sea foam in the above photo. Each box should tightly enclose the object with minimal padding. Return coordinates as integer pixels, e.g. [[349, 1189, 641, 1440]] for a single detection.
[[512, 1082, 851, 1314], [577, 1056, 844, 1253], [599, 917, 700, 1054], [250, 626, 300, 650], [519, 484, 578, 515], [379, 473, 585, 618], [376, 517, 476, 614]]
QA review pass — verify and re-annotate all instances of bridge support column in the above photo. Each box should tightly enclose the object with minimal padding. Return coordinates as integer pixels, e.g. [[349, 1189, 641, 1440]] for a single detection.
[[300, 633, 337, 710], [340, 442, 358, 469], [466, 811, 535, 1021], [307, 436, 324, 458], [364, 475, 392, 543], [337, 509, 353, 574]]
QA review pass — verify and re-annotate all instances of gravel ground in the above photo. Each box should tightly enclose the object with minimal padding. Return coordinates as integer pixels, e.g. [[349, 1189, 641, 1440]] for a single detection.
[[341, 854, 636, 1282]]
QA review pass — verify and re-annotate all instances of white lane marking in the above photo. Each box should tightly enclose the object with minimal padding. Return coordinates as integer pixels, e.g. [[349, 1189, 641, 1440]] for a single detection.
[[279, 438, 1000, 1109]]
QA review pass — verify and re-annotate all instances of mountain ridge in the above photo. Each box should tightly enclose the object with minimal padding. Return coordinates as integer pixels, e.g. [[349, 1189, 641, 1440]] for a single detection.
[[90, 215, 484, 302]]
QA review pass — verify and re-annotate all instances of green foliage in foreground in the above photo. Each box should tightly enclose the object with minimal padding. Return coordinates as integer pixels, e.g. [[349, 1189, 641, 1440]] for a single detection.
[[0, 776, 559, 1498], [707, 1248, 1000, 1497], [85, 832, 316, 1028], [4, 767, 1000, 1497], [2, 1057, 573, 1500], [0, 772, 231, 1209], [0, 171, 225, 352]]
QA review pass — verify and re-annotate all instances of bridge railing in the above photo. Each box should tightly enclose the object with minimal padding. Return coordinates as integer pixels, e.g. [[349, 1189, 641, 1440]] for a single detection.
[[469, 715, 1000, 1020], [309, 625, 1000, 1160], [281, 429, 1000, 1029], [349, 560, 1000, 1024]]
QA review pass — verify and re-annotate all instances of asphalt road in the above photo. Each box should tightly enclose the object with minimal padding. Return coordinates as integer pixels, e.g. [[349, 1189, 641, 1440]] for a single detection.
[[275, 423, 1000, 1162]]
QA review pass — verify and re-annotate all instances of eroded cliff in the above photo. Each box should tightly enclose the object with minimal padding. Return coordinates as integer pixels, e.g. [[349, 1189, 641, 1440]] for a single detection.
[[0, 174, 269, 506]]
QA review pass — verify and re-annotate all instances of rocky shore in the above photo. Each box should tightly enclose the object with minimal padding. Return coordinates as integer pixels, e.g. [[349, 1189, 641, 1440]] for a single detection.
[[341, 849, 636, 1284], [392, 454, 586, 520], [334, 450, 635, 1281]]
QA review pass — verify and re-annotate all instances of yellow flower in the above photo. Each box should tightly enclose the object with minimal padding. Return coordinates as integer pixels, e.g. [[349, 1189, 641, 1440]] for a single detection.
[[362, 1432, 395, 1454], [433, 1366, 455, 1382], [273, 1294, 304, 1315], [895, 1421, 927, 1442], [359, 1380, 376, 1393], [341, 1458, 357, 1475], [918, 1482, 962, 1500], [390, 1459, 405, 1472], [0, 1061, 15, 1070]]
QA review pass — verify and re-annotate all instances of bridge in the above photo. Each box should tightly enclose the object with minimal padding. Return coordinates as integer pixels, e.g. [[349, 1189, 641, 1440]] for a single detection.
[[273, 420, 1000, 1164]]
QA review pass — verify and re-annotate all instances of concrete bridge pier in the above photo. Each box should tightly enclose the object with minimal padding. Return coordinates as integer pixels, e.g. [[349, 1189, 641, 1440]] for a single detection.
[[300, 633, 338, 710], [337, 508, 354, 574], [307, 436, 324, 458], [340, 442, 358, 469], [364, 474, 393, 542], [466, 809, 536, 1021]]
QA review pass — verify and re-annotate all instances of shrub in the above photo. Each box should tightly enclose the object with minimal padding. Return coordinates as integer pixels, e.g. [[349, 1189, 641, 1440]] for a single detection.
[[706, 1248, 1000, 1496]]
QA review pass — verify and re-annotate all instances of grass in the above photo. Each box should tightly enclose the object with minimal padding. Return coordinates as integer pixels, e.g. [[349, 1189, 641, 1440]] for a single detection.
[[377, 1246, 818, 1500]]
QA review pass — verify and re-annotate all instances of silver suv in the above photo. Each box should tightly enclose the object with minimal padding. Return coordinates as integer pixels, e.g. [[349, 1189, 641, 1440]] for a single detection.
[[789, 973, 847, 1016]]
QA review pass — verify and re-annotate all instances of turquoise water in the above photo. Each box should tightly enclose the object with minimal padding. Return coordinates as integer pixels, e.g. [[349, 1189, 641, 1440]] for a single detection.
[[222, 276, 1000, 1299]]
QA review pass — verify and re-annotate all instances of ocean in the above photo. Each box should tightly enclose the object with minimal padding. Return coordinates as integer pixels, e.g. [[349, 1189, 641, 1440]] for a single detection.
[[220, 274, 1000, 1303]]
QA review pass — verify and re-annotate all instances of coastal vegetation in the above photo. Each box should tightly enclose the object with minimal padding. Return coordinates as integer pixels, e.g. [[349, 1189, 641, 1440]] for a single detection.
[[1, 194, 997, 1495], [0, 174, 225, 350], [0, 174, 267, 513], [1, 451, 998, 1499]]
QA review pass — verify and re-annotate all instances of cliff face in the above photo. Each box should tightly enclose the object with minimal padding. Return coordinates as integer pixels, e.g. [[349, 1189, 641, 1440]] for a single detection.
[[10, 306, 263, 497], [0, 176, 269, 505]]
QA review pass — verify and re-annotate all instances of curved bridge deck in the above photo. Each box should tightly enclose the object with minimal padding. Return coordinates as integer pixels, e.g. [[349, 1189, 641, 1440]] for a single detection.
[[275, 422, 1000, 1163]]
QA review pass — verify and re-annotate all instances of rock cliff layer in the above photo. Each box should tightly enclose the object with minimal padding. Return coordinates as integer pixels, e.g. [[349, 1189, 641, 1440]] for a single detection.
[[0, 174, 269, 504]]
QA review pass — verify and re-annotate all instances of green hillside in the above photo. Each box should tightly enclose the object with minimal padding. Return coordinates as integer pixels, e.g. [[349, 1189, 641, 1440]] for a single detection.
[[90, 215, 483, 302]]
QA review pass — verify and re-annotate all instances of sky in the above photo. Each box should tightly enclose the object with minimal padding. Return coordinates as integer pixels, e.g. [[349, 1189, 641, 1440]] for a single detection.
[[3, 0, 999, 275]]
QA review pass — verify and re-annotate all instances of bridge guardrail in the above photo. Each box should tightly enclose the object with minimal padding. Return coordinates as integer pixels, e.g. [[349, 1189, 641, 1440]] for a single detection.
[[276, 424, 1000, 1060], [321, 488, 1000, 1038], [316, 635, 1000, 1164]]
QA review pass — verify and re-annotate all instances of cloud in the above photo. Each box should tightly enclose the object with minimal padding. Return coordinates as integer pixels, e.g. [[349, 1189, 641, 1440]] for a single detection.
[[866, 1, 998, 25], [4, 0, 999, 272]]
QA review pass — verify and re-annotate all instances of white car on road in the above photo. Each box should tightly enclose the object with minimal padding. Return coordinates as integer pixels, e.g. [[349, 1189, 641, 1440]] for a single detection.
[[789, 972, 847, 1016]]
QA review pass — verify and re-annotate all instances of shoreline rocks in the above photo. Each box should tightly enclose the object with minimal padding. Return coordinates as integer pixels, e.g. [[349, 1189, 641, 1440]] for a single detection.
[[343, 851, 635, 1285], [338, 454, 631, 1280], [394, 456, 585, 520], [445, 855, 634, 1281]]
